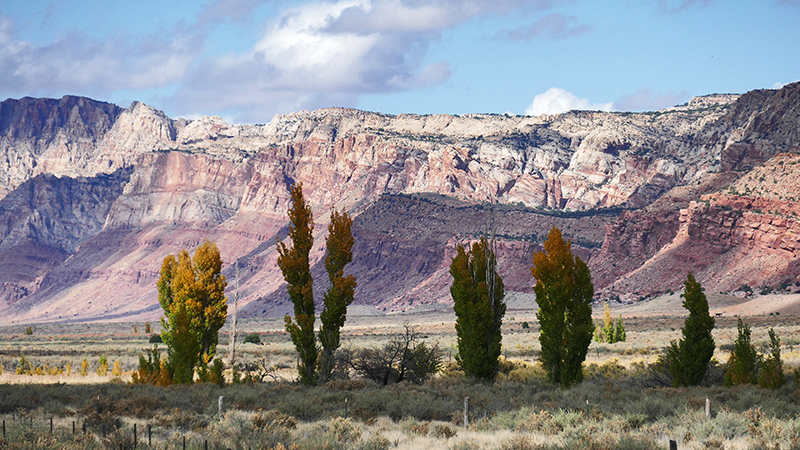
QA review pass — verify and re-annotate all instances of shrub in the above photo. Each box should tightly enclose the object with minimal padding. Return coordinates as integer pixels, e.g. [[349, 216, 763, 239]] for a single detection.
[[244, 332, 262, 344], [431, 423, 457, 439], [346, 324, 443, 385], [149, 333, 163, 343]]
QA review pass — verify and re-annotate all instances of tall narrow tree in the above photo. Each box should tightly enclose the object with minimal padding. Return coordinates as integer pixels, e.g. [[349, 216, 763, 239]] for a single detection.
[[723, 318, 758, 386], [450, 236, 506, 382], [277, 183, 318, 385], [532, 227, 594, 387], [158, 239, 228, 384], [318, 209, 357, 383], [666, 272, 715, 387]]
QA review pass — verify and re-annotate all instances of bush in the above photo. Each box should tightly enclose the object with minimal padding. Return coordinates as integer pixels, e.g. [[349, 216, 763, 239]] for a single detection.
[[244, 332, 261, 344], [346, 324, 442, 385], [149, 333, 163, 343]]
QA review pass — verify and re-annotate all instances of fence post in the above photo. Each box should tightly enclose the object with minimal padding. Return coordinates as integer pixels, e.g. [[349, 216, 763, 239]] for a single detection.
[[669, 440, 677, 450], [50, 417, 53, 433], [3, 419, 5, 438], [345, 398, 348, 419], [134, 423, 137, 448], [705, 398, 710, 420], [463, 397, 470, 428], [148, 424, 152, 447], [72, 421, 75, 435], [219, 396, 224, 420], [183, 435, 186, 450]]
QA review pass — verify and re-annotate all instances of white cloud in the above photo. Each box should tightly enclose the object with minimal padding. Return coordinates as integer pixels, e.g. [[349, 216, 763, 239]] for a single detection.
[[0, 16, 199, 100], [525, 88, 613, 116]]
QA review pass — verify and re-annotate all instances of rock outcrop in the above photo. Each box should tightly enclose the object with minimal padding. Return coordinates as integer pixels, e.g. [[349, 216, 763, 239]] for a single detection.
[[0, 82, 798, 322]]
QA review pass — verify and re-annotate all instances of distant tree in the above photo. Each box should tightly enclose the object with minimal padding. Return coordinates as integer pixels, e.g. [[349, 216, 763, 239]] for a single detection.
[[758, 328, 785, 389], [723, 318, 758, 387], [532, 227, 594, 387], [613, 315, 626, 343], [318, 209, 357, 383], [158, 239, 228, 384], [601, 302, 614, 342], [450, 237, 506, 382], [277, 183, 318, 385], [145, 322, 152, 334], [594, 320, 604, 343], [149, 333, 162, 344], [96, 356, 108, 376], [243, 332, 261, 344], [666, 273, 715, 387]]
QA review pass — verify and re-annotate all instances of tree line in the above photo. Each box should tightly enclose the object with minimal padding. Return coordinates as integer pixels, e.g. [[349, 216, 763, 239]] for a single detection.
[[136, 183, 787, 390]]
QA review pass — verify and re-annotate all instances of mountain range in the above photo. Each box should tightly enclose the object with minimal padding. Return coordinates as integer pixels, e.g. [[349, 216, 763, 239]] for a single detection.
[[0, 82, 798, 323]]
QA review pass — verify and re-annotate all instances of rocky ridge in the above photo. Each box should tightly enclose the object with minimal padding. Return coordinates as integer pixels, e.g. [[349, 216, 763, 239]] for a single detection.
[[0, 83, 798, 322]]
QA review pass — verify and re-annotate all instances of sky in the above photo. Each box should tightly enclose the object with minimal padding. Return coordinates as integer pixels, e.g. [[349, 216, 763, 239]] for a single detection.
[[1, 0, 798, 124]]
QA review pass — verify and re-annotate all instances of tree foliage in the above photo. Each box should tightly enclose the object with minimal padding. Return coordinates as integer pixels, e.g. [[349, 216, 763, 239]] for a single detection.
[[723, 318, 758, 387], [450, 237, 506, 382], [613, 315, 626, 343], [532, 227, 594, 387], [157, 239, 228, 384], [666, 273, 715, 387], [758, 328, 785, 389], [277, 182, 317, 385], [319, 209, 357, 383]]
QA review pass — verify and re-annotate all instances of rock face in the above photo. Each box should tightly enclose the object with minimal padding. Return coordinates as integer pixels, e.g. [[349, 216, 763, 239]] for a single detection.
[[0, 82, 798, 323]]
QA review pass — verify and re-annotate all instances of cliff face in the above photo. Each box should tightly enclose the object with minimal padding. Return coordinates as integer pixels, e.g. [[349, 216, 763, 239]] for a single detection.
[[596, 153, 800, 299], [0, 82, 798, 322]]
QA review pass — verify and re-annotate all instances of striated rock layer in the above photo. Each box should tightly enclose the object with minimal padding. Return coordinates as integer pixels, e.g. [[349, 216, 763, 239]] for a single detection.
[[0, 83, 798, 322]]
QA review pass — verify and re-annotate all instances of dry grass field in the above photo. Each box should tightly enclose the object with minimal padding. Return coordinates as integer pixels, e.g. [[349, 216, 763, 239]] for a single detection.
[[1, 293, 800, 449]]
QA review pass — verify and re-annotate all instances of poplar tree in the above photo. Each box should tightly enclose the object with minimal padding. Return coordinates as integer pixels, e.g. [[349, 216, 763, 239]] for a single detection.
[[532, 227, 594, 387], [318, 209, 357, 383], [157, 239, 228, 384], [723, 318, 758, 386], [450, 237, 506, 382], [666, 273, 715, 387], [758, 328, 785, 389], [277, 183, 318, 385]]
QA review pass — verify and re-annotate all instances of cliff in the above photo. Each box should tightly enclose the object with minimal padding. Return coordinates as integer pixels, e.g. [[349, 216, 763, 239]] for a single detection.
[[0, 82, 798, 322]]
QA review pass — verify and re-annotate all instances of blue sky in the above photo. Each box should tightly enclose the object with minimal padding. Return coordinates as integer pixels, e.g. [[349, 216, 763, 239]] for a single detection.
[[1, 0, 798, 124]]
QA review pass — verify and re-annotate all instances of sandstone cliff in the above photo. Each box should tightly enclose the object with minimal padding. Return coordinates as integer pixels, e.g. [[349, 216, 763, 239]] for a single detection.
[[0, 82, 798, 322]]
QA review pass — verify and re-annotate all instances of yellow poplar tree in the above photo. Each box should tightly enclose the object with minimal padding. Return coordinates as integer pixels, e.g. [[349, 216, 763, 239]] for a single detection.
[[532, 227, 594, 387], [158, 239, 228, 384]]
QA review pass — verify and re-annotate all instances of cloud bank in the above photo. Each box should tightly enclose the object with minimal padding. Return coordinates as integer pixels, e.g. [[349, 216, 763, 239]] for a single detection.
[[525, 87, 613, 116]]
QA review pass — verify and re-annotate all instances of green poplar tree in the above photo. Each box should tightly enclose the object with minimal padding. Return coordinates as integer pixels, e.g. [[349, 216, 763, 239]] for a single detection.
[[450, 237, 506, 382], [758, 328, 785, 389], [666, 273, 715, 387], [723, 318, 758, 386], [532, 227, 594, 387], [613, 315, 626, 343], [318, 209, 357, 383], [278, 183, 318, 385]]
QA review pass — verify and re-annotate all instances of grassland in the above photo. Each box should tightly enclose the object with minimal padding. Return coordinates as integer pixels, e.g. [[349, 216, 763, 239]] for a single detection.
[[1, 302, 800, 449]]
